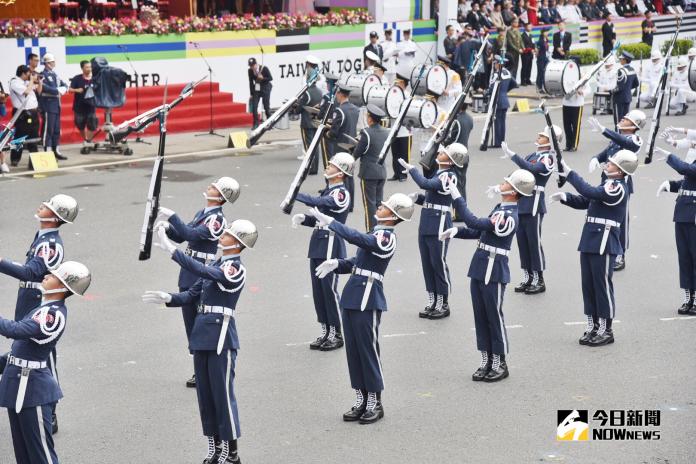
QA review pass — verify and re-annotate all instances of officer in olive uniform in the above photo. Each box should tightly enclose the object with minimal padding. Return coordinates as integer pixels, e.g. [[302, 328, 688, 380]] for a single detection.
[[325, 84, 359, 209], [553, 150, 638, 347], [158, 177, 240, 388], [354, 104, 389, 231], [144, 220, 257, 464], [0, 261, 91, 464], [445, 169, 535, 382], [613, 51, 639, 124], [292, 153, 354, 351], [306, 193, 414, 425]]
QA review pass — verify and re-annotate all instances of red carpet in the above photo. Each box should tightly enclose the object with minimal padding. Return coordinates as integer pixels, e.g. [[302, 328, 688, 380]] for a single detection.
[[2, 82, 252, 145]]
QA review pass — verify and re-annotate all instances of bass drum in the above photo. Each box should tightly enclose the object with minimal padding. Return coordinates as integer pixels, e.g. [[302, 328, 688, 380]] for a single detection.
[[544, 59, 580, 97], [338, 72, 383, 106], [689, 59, 696, 91], [366, 85, 405, 119], [402, 97, 438, 129], [410, 64, 449, 97]]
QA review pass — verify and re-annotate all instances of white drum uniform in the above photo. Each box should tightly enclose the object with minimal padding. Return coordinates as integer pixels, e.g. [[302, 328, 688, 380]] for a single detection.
[[639, 52, 663, 105], [670, 58, 694, 113], [397, 37, 417, 69], [438, 68, 462, 111], [381, 36, 398, 84]]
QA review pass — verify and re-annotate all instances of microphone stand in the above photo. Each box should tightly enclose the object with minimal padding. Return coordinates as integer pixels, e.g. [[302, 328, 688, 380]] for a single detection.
[[192, 41, 224, 138], [119, 45, 150, 145]]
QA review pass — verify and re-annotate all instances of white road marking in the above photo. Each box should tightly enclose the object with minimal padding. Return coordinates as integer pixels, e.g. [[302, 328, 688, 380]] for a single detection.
[[383, 331, 427, 338], [659, 316, 696, 321], [471, 324, 523, 330]]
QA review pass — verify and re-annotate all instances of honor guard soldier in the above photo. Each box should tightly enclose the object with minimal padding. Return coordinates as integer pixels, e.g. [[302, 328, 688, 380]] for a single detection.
[[669, 57, 694, 116], [552, 150, 638, 346], [390, 72, 413, 182], [656, 141, 696, 315], [398, 144, 468, 319], [143, 220, 258, 464], [500, 126, 559, 294], [0, 261, 91, 464], [442, 169, 534, 382], [613, 51, 639, 123], [354, 104, 389, 231], [0, 194, 77, 434], [639, 51, 663, 108], [38, 53, 68, 160], [295, 55, 326, 174], [588, 110, 645, 271], [488, 55, 517, 148], [291, 153, 354, 350], [306, 193, 414, 424], [380, 29, 397, 83], [157, 177, 239, 388], [397, 29, 417, 69], [324, 83, 359, 208]]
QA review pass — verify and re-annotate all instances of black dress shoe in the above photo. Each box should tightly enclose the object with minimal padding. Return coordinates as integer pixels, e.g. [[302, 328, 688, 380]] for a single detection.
[[222, 453, 241, 464], [677, 302, 692, 315], [418, 305, 434, 318], [186, 374, 197, 388], [427, 304, 451, 319], [578, 330, 597, 345], [52, 413, 58, 434], [343, 403, 367, 421], [525, 280, 546, 294], [687, 306, 696, 316], [483, 362, 509, 382], [613, 256, 625, 271], [319, 336, 344, 351], [10, 160, 18, 167], [54, 153, 68, 161], [676, 104, 688, 116], [309, 333, 328, 350], [359, 403, 384, 424], [514, 279, 531, 293], [587, 331, 614, 346], [472, 363, 491, 381]]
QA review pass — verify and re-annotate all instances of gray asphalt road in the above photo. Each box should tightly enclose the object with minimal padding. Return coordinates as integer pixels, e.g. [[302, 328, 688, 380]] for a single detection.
[[1, 106, 695, 464]]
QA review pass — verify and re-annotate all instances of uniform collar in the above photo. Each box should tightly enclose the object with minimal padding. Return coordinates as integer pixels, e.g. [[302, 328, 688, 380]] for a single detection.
[[203, 206, 221, 214], [374, 225, 394, 231], [328, 182, 344, 188], [500, 201, 516, 207], [221, 254, 239, 262], [37, 228, 58, 237], [39, 298, 65, 308]]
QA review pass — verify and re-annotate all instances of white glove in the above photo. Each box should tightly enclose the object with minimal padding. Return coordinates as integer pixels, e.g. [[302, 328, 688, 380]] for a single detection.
[[486, 185, 501, 199], [439, 227, 458, 241], [665, 126, 686, 136], [448, 178, 462, 200], [58, 86, 67, 96], [315, 259, 339, 279], [141, 290, 172, 304], [155, 220, 170, 231], [654, 147, 670, 160], [397, 158, 415, 173], [558, 159, 572, 178], [656, 180, 670, 197], [408, 192, 420, 202], [158, 207, 175, 220], [306, 207, 334, 227], [588, 157, 600, 173], [549, 192, 567, 203], [500, 141, 515, 159], [154, 226, 177, 255], [291, 214, 305, 229], [588, 117, 605, 133]]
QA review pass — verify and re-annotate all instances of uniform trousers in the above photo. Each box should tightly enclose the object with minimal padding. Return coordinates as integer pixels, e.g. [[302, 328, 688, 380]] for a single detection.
[[470, 279, 509, 355], [675, 222, 696, 290], [7, 403, 58, 464], [418, 234, 451, 295], [309, 259, 342, 329], [360, 178, 385, 232], [250, 87, 271, 128], [342, 309, 384, 393], [614, 101, 630, 124], [521, 52, 533, 84], [493, 108, 507, 147], [10, 109, 39, 164], [580, 252, 616, 320], [391, 135, 411, 180], [41, 109, 61, 151], [194, 349, 241, 441], [562, 105, 583, 150], [619, 204, 629, 254], [516, 213, 546, 272], [180, 285, 197, 354]]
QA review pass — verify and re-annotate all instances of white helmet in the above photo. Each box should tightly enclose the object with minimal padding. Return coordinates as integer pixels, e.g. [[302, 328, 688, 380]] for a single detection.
[[504, 169, 536, 197], [608, 149, 638, 175], [225, 219, 258, 249], [623, 109, 646, 130], [442, 143, 468, 168], [212, 177, 241, 204], [51, 261, 91, 296], [381, 193, 414, 221], [329, 152, 355, 177], [650, 50, 662, 61], [537, 124, 563, 146], [677, 56, 688, 68], [43, 194, 78, 223], [688, 47, 696, 59], [42, 53, 55, 63]]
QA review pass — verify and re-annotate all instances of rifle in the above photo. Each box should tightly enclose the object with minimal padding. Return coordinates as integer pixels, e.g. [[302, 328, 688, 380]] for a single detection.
[[0, 98, 28, 153], [138, 78, 204, 261], [566, 41, 620, 99], [420, 35, 489, 168], [636, 50, 643, 109], [247, 70, 319, 148], [280, 86, 337, 215], [480, 66, 502, 151], [645, 7, 683, 164], [539, 100, 566, 188], [665, 63, 673, 116]]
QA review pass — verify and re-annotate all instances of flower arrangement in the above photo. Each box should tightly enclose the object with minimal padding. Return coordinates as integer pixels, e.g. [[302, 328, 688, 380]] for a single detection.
[[0, 10, 373, 38]]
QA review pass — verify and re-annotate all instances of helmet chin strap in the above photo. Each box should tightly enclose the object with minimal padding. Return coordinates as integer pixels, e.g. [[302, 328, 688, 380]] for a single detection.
[[203, 192, 224, 202], [218, 243, 241, 251], [535, 142, 551, 149], [324, 172, 342, 180], [375, 214, 398, 222], [40, 286, 68, 295], [34, 214, 59, 223]]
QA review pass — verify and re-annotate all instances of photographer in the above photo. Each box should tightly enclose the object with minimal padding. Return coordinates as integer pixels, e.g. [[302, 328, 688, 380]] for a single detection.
[[247, 57, 272, 130], [69, 60, 98, 145], [8, 65, 40, 169]]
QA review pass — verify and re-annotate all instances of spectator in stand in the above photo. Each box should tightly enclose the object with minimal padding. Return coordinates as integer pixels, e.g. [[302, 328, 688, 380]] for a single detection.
[[467, 2, 485, 31], [605, 0, 620, 16], [548, 0, 563, 22], [589, 0, 604, 18], [518, 0, 530, 23], [69, 60, 98, 147], [520, 22, 535, 86], [495, 28, 508, 60], [458, 0, 470, 22], [602, 12, 617, 57], [507, 19, 523, 81], [580, 0, 594, 18], [552, 21, 572, 59], [642, 11, 657, 47], [528, 0, 539, 24], [454, 29, 481, 81], [643, 0, 657, 13], [502, 1, 518, 25], [536, 28, 551, 92], [444, 25, 459, 63], [559, 0, 584, 22], [8, 65, 40, 170], [491, 3, 506, 29], [665, 0, 685, 10], [539, 0, 553, 23]]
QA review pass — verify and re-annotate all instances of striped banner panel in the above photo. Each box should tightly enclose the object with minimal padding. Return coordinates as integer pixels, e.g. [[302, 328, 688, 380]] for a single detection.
[[65, 34, 185, 63], [588, 18, 641, 43], [185, 30, 276, 58], [308, 24, 365, 50], [413, 19, 436, 43], [276, 28, 310, 53]]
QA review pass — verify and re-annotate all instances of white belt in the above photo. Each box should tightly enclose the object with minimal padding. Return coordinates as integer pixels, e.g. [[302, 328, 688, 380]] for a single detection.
[[586, 216, 620, 254], [198, 305, 234, 355], [534, 186, 545, 191], [679, 189, 696, 197], [353, 267, 384, 311], [8, 355, 47, 413], [185, 248, 216, 261], [315, 225, 330, 230], [315, 225, 337, 259], [532, 186, 544, 216], [423, 202, 451, 212], [478, 243, 509, 285], [18, 281, 42, 289]]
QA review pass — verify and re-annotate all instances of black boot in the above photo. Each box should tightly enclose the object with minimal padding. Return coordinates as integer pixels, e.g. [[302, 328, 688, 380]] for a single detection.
[[202, 437, 220, 464], [676, 104, 688, 116], [613, 255, 625, 271], [428, 295, 450, 319], [186, 374, 196, 388], [359, 392, 384, 424], [309, 325, 328, 350], [525, 271, 546, 294], [514, 271, 532, 293], [472, 352, 491, 381], [419, 293, 435, 318], [483, 356, 509, 382], [579, 324, 598, 345], [319, 327, 344, 351], [587, 318, 614, 346], [678, 289, 693, 315], [343, 389, 367, 421]]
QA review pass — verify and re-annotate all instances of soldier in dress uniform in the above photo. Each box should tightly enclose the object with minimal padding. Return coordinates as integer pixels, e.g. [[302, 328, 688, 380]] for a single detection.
[[144, 220, 257, 464], [397, 29, 417, 69], [0, 261, 91, 464], [157, 177, 239, 388], [669, 57, 694, 116], [613, 51, 639, 124], [354, 104, 389, 231], [295, 55, 327, 175], [488, 55, 517, 148], [0, 193, 77, 434], [587, 110, 645, 271], [291, 153, 354, 351], [398, 144, 468, 319], [443, 169, 535, 382], [390, 71, 412, 182], [38, 54, 68, 161], [552, 150, 638, 347], [306, 193, 414, 424], [324, 84, 359, 209], [445, 99, 474, 202], [500, 126, 561, 295]]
